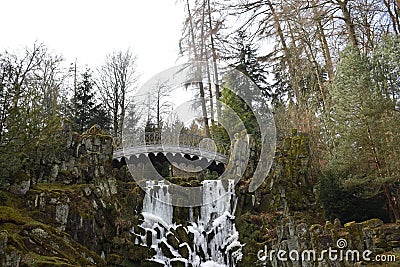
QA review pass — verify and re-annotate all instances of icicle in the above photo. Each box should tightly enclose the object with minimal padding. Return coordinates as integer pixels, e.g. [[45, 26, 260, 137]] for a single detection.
[[131, 179, 243, 267]]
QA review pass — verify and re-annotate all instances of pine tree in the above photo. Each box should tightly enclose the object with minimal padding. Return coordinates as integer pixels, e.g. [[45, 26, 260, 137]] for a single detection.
[[329, 45, 399, 220], [224, 31, 270, 98], [69, 70, 110, 133]]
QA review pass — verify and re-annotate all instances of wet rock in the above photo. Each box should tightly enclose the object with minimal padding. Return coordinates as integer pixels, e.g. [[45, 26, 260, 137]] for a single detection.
[[174, 225, 190, 244], [178, 243, 190, 259], [159, 241, 175, 258], [167, 233, 180, 250]]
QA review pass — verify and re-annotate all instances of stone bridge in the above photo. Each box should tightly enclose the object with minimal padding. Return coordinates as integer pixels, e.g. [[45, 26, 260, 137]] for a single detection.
[[112, 131, 230, 174]]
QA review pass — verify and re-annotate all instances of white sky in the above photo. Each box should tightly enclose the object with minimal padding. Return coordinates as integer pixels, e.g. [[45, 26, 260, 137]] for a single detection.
[[0, 0, 187, 85]]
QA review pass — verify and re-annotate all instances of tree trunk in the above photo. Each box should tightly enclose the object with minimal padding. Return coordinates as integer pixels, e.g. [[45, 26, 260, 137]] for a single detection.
[[383, 0, 400, 34], [187, 0, 211, 137], [312, 2, 334, 81], [338, 0, 358, 46], [207, 0, 221, 121], [266, 0, 305, 129], [366, 125, 399, 220]]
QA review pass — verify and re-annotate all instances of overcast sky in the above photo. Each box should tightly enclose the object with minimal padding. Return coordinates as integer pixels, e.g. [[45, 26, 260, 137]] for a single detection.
[[0, 0, 186, 85]]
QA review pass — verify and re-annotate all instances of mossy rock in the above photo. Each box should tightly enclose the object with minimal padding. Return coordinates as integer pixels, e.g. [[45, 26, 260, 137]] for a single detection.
[[344, 221, 363, 241], [0, 207, 105, 266], [127, 245, 156, 262], [81, 125, 111, 139], [374, 237, 390, 248], [27, 254, 75, 267], [0, 206, 34, 225], [361, 218, 384, 229], [106, 253, 123, 265], [309, 224, 324, 237]]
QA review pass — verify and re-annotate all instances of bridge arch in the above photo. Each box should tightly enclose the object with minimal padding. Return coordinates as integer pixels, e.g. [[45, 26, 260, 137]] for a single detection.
[[112, 131, 229, 176]]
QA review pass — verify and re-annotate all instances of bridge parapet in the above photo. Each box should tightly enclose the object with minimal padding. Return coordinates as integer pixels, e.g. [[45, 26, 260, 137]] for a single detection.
[[113, 131, 231, 164]]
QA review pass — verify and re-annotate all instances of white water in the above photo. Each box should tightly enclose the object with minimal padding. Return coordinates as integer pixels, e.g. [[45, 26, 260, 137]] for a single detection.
[[131, 179, 243, 267]]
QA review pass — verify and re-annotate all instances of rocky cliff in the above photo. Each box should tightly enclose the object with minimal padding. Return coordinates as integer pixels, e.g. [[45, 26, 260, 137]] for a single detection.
[[1, 127, 399, 266]]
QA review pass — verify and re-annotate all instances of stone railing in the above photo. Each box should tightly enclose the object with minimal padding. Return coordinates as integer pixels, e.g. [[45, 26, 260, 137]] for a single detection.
[[114, 131, 231, 158]]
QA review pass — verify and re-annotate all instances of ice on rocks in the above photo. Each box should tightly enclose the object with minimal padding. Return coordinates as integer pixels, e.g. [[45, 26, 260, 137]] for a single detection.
[[131, 179, 243, 267]]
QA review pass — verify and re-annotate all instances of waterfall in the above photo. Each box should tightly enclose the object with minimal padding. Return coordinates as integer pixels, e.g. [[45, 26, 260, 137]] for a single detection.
[[131, 179, 243, 267]]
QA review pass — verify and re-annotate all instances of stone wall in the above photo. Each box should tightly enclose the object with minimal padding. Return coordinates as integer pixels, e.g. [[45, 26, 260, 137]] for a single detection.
[[234, 130, 400, 266], [266, 217, 400, 266], [2, 127, 399, 266]]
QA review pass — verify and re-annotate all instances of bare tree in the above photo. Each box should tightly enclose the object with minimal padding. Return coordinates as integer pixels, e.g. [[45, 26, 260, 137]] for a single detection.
[[183, 0, 212, 137], [97, 49, 139, 138], [146, 80, 173, 131]]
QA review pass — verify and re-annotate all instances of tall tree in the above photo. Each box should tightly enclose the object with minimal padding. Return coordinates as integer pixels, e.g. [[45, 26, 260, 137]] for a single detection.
[[329, 43, 400, 220], [145, 80, 173, 131], [0, 43, 66, 186], [97, 49, 138, 138], [223, 31, 270, 98], [69, 70, 110, 133]]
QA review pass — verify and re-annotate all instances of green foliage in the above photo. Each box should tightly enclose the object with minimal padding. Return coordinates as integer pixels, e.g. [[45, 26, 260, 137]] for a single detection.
[[328, 38, 400, 219], [224, 31, 271, 98], [0, 114, 66, 185], [0, 44, 68, 187], [219, 87, 260, 139], [214, 86, 261, 174], [320, 169, 389, 223], [68, 69, 111, 133]]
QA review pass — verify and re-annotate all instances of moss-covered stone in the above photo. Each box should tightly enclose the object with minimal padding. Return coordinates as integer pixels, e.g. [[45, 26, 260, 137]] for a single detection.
[[127, 245, 156, 262], [0, 206, 105, 266]]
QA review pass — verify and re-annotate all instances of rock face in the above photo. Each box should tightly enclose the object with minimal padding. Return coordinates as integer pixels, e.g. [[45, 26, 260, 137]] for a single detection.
[[234, 131, 320, 266], [1, 127, 399, 266], [0, 204, 105, 266], [35, 124, 113, 185], [232, 130, 400, 266], [0, 126, 153, 266], [260, 218, 400, 267]]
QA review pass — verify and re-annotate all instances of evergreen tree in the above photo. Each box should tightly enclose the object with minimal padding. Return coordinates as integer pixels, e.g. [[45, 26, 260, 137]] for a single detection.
[[69, 70, 110, 133], [329, 44, 400, 220], [224, 31, 271, 98]]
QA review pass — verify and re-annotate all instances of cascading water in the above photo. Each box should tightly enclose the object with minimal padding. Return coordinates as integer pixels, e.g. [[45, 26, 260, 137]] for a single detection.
[[131, 179, 243, 267]]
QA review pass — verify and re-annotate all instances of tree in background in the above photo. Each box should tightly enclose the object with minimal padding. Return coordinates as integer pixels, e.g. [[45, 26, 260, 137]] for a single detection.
[[97, 50, 139, 138], [68, 70, 110, 133], [149, 80, 173, 131], [178, 0, 400, 221], [222, 31, 270, 98], [328, 39, 400, 220], [0, 43, 66, 186]]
